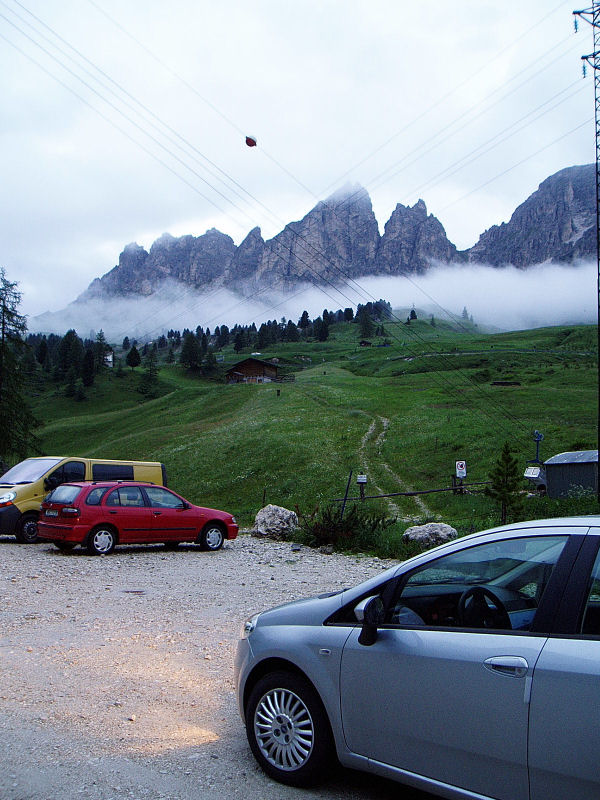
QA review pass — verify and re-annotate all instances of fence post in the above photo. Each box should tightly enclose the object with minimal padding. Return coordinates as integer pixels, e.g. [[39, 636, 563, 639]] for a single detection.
[[340, 470, 353, 520]]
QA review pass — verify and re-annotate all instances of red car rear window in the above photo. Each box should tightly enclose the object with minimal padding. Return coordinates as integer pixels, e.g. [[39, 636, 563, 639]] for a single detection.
[[47, 485, 81, 504]]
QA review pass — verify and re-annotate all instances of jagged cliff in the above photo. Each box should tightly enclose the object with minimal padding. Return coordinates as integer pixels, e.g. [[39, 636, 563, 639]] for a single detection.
[[79, 164, 595, 302], [467, 165, 595, 267]]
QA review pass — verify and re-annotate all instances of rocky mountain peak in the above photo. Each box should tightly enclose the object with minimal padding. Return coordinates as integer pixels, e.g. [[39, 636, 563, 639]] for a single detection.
[[76, 164, 596, 304]]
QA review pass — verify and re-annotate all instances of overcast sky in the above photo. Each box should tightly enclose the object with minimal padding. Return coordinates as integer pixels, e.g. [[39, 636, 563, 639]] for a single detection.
[[0, 0, 594, 329]]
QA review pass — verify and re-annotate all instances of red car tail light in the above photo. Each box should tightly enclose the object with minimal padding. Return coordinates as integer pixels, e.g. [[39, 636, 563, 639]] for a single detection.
[[61, 507, 80, 517]]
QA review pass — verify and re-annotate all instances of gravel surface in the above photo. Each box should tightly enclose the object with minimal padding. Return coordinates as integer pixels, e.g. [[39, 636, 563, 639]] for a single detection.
[[0, 534, 434, 800]]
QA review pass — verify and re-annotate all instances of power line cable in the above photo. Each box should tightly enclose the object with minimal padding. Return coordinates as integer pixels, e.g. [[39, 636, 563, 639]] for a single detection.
[[318, 0, 571, 195]]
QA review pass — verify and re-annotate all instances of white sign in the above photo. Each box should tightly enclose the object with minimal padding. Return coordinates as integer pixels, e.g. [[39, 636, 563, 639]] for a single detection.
[[524, 466, 541, 479], [455, 461, 467, 479], [356, 474, 368, 484]]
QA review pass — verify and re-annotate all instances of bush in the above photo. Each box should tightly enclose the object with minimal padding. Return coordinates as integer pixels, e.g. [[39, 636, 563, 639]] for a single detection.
[[292, 503, 423, 560]]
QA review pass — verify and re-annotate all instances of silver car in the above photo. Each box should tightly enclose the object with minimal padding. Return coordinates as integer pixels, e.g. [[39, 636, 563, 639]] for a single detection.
[[235, 517, 600, 799]]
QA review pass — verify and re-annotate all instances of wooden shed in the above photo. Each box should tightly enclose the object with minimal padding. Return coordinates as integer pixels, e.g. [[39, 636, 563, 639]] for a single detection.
[[544, 450, 598, 499], [225, 357, 279, 384]]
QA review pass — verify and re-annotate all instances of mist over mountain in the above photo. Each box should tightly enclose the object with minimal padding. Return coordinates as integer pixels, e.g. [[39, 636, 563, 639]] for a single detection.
[[30, 164, 597, 338]]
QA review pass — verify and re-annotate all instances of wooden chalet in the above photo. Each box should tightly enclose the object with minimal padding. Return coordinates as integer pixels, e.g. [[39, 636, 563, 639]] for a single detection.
[[226, 357, 279, 384]]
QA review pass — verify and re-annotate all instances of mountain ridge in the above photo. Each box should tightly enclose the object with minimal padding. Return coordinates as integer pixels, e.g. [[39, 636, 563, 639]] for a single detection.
[[74, 163, 596, 304]]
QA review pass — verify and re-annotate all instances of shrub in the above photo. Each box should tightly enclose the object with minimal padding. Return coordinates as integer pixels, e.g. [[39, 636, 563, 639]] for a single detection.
[[292, 503, 424, 560], [292, 503, 393, 552]]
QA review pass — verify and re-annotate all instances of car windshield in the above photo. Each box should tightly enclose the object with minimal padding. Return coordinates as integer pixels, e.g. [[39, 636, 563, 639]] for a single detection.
[[0, 458, 63, 485]]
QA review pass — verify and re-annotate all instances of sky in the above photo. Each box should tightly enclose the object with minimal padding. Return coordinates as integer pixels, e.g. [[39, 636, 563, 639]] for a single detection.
[[0, 0, 595, 334]]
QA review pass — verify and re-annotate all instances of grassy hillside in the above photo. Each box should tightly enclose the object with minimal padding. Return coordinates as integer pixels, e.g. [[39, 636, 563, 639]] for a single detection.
[[30, 319, 599, 542]]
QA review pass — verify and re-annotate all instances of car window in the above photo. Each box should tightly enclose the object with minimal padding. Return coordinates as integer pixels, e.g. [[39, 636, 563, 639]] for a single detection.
[[105, 487, 145, 507], [391, 535, 568, 632], [86, 487, 109, 506], [581, 549, 600, 635], [47, 484, 81, 504], [144, 486, 186, 509]]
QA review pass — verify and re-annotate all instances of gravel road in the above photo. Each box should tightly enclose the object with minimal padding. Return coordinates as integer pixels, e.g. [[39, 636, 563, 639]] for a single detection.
[[0, 534, 435, 800]]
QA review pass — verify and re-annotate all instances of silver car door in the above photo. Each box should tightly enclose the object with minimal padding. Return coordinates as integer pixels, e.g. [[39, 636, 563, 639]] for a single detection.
[[340, 531, 574, 800], [529, 532, 600, 800], [340, 626, 545, 800]]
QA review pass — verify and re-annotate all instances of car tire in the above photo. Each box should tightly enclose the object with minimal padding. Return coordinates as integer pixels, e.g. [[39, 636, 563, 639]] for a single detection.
[[86, 526, 116, 555], [54, 542, 75, 553], [245, 670, 335, 787], [15, 513, 39, 543], [199, 523, 224, 551]]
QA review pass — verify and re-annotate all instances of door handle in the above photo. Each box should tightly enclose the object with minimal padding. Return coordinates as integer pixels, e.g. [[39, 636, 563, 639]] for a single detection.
[[484, 656, 528, 678], [153, 511, 162, 516]]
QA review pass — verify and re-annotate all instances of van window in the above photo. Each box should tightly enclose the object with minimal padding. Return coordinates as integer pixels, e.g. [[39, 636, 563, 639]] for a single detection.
[[48, 485, 82, 504], [47, 461, 86, 489], [92, 464, 135, 481], [1, 457, 63, 484]]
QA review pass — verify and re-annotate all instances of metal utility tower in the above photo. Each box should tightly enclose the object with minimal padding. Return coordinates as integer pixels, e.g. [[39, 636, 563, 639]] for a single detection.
[[574, 4, 600, 501]]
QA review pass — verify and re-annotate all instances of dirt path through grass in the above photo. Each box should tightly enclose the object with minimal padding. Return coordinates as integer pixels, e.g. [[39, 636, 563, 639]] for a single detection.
[[359, 415, 432, 520]]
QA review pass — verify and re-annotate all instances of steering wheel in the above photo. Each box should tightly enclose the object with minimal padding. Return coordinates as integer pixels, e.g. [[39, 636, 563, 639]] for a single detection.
[[457, 586, 511, 630]]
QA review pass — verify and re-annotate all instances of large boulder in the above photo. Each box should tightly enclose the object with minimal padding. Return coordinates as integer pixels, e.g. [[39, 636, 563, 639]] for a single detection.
[[403, 522, 458, 548], [252, 505, 298, 540]]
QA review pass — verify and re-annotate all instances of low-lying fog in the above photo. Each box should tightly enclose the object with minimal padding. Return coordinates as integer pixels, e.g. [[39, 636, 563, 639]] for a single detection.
[[28, 260, 596, 342]]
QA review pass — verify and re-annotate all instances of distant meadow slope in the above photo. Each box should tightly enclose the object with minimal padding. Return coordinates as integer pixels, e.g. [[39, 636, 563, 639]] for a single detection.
[[33, 319, 598, 536]]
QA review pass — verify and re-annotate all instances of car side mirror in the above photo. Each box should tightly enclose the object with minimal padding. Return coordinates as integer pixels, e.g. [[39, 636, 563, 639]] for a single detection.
[[354, 595, 385, 646]]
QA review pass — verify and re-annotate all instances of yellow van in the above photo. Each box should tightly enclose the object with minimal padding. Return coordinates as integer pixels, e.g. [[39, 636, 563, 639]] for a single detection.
[[0, 457, 167, 543]]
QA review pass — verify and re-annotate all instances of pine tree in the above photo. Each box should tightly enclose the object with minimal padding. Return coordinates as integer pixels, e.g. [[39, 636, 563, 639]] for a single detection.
[[179, 332, 201, 370], [298, 310, 311, 329], [94, 329, 109, 373], [57, 329, 84, 379], [356, 306, 374, 338], [485, 441, 524, 524], [82, 348, 95, 387], [126, 345, 141, 370], [138, 347, 159, 396], [0, 268, 39, 462]]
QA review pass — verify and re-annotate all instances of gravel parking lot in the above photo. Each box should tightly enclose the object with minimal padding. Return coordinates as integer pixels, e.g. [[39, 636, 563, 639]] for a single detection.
[[0, 534, 435, 800]]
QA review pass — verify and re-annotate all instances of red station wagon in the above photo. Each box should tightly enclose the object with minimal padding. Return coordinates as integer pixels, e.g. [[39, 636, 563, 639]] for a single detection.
[[37, 481, 238, 555]]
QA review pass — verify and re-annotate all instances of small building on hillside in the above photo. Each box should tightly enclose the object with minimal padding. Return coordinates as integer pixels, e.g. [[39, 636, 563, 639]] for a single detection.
[[225, 357, 279, 384], [544, 450, 598, 499]]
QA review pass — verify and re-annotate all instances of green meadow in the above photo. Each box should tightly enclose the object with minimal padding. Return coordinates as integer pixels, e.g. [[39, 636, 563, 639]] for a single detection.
[[32, 317, 599, 547]]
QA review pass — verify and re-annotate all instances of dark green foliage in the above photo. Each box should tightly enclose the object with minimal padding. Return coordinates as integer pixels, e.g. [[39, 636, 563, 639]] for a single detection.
[[58, 329, 84, 378], [138, 347, 159, 397], [0, 269, 39, 462], [298, 310, 310, 329], [180, 332, 201, 370], [94, 330, 109, 373], [293, 503, 396, 553], [313, 317, 329, 342], [82, 348, 95, 387], [284, 320, 300, 342], [126, 345, 141, 370], [203, 348, 218, 375], [74, 380, 86, 401], [485, 441, 524, 524], [356, 306, 375, 338], [36, 337, 48, 366]]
